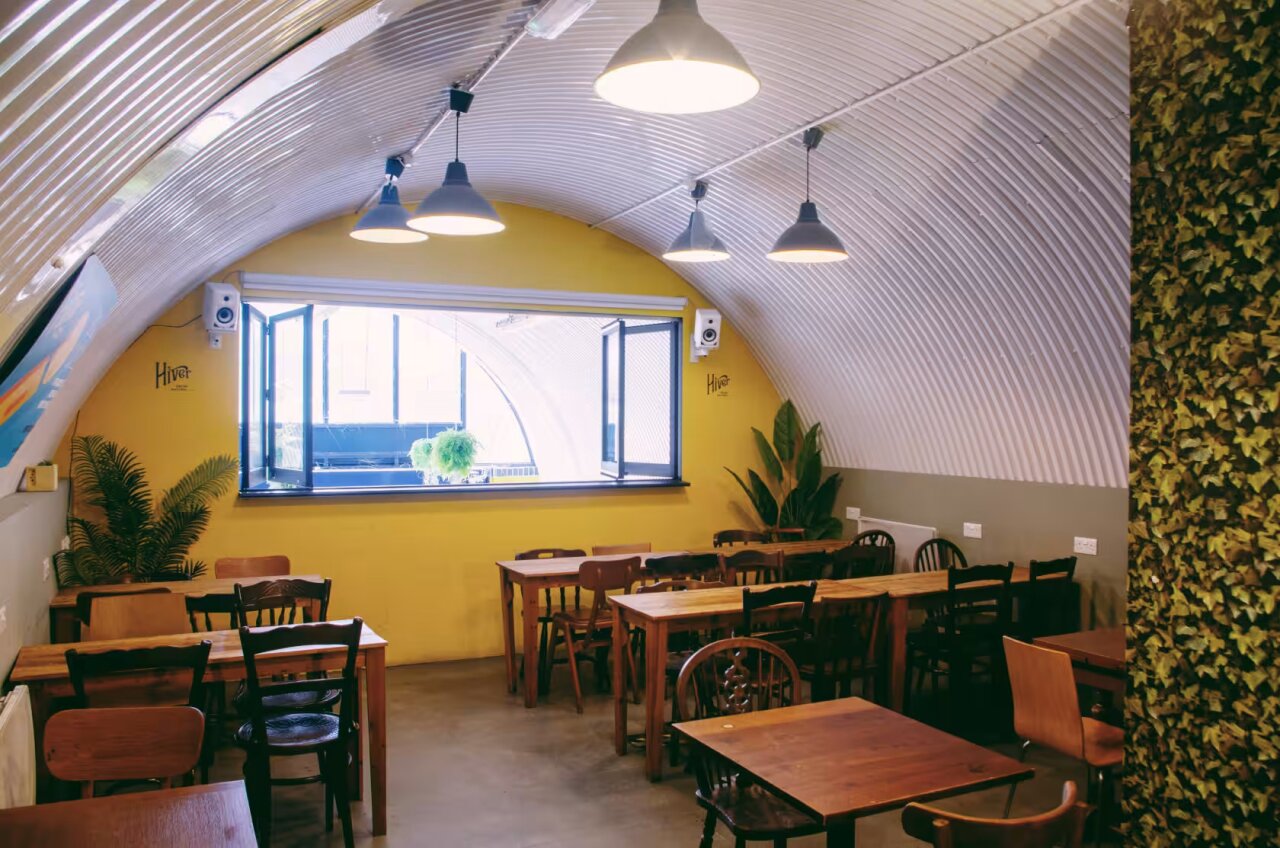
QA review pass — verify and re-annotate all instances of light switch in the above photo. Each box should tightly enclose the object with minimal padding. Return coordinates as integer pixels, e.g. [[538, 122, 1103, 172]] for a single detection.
[[1073, 537, 1098, 556], [963, 522, 982, 539], [845, 506, 861, 521]]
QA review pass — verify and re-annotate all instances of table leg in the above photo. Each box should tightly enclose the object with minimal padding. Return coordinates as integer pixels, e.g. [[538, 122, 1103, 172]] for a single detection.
[[499, 569, 516, 694], [827, 821, 856, 846], [50, 608, 77, 644], [30, 685, 55, 802], [366, 646, 388, 837], [613, 604, 628, 756], [521, 581, 541, 708], [887, 597, 909, 712], [349, 666, 364, 801], [644, 620, 669, 781]]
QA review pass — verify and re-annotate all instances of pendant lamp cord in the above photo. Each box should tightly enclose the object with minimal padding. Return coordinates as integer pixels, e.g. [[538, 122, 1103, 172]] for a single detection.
[[454, 111, 461, 162], [805, 146, 811, 202]]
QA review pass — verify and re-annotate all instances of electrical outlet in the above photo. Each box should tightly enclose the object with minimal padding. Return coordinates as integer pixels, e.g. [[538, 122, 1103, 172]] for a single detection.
[[42, 557, 51, 581], [1073, 536, 1098, 556], [963, 522, 982, 539], [845, 506, 861, 521], [0, 606, 7, 636]]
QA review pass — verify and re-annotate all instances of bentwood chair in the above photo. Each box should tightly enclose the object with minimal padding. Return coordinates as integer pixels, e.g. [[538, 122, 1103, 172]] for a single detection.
[[44, 706, 205, 799], [515, 547, 587, 693], [74, 587, 171, 640], [853, 528, 896, 569], [215, 555, 291, 580], [1017, 557, 1080, 639], [84, 592, 190, 641], [1003, 638, 1122, 839], [237, 618, 363, 848], [547, 558, 639, 713], [914, 538, 967, 572], [676, 637, 823, 847], [712, 529, 769, 548], [903, 781, 1090, 847], [722, 548, 783, 585]]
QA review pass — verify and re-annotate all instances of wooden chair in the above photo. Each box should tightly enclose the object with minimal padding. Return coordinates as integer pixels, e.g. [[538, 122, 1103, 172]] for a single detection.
[[771, 527, 806, 542], [1003, 638, 1122, 835], [74, 587, 171, 639], [44, 705, 205, 798], [186, 592, 241, 632], [723, 548, 783, 586], [591, 542, 651, 556], [914, 538, 967, 572], [675, 637, 822, 847], [515, 547, 587, 694], [739, 581, 818, 659], [644, 553, 722, 581], [84, 592, 190, 641], [853, 528, 896, 569], [214, 555, 291, 579], [1017, 557, 1079, 639], [804, 594, 886, 702], [233, 578, 331, 627], [546, 558, 639, 713], [830, 544, 893, 579], [236, 618, 363, 848], [781, 550, 832, 581], [712, 529, 768, 548], [904, 781, 1090, 847]]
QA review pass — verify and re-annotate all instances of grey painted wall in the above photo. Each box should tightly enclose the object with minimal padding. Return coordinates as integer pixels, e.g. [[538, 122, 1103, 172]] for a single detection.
[[833, 467, 1126, 627], [0, 488, 67, 681]]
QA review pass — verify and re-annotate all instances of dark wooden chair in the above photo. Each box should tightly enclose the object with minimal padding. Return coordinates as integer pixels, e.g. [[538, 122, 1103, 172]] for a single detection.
[[771, 527, 806, 542], [187, 593, 241, 632], [236, 618, 363, 848], [903, 781, 1090, 847], [853, 528, 896, 568], [739, 581, 819, 660], [66, 642, 211, 709], [676, 637, 823, 847], [781, 550, 832, 581], [1018, 557, 1079, 639], [914, 538, 968, 572], [546, 558, 639, 713], [712, 529, 769, 548], [234, 579, 339, 716], [515, 547, 587, 694], [723, 548, 783, 586], [644, 553, 722, 581], [44, 705, 205, 799], [74, 587, 171, 640], [215, 555, 291, 579], [804, 594, 886, 702], [185, 594, 241, 780], [829, 544, 893, 579]]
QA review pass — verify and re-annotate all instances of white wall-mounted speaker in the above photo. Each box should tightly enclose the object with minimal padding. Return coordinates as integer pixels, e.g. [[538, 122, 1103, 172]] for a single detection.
[[693, 308, 721, 351], [204, 283, 240, 333]]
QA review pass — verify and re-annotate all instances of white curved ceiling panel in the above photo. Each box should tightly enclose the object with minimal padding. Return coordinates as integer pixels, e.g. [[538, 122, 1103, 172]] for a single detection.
[[0, 0, 1129, 491]]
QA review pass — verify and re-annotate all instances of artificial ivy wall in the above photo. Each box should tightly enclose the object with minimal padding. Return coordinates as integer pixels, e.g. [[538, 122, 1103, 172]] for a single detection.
[[1128, 1, 1278, 845]]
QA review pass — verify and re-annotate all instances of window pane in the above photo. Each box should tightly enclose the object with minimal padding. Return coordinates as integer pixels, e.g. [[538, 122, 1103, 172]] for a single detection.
[[622, 326, 672, 468], [397, 314, 462, 426], [318, 307, 394, 423], [270, 314, 305, 475], [603, 327, 620, 464], [246, 312, 265, 474]]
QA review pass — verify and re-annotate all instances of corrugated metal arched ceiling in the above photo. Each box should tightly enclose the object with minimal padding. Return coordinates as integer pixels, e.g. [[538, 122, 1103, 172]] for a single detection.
[[0, 0, 1129, 490]]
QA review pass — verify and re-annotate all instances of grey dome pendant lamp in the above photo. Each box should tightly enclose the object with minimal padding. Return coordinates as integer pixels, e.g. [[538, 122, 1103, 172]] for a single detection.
[[768, 127, 848, 263], [407, 87, 505, 236], [663, 180, 730, 263], [350, 156, 428, 243], [595, 0, 759, 114]]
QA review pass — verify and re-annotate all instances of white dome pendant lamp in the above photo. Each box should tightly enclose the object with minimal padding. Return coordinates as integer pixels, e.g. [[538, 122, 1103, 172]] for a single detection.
[[595, 0, 759, 114], [663, 180, 729, 263], [407, 88, 505, 236], [350, 157, 428, 243], [768, 127, 848, 263]]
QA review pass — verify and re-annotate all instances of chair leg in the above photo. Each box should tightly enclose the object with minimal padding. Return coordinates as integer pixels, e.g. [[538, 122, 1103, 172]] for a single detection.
[[1003, 740, 1032, 817], [734, 836, 747, 848], [320, 752, 333, 832], [699, 809, 717, 848], [243, 753, 272, 847], [562, 623, 584, 713], [625, 635, 641, 705], [537, 619, 551, 695], [325, 745, 355, 848]]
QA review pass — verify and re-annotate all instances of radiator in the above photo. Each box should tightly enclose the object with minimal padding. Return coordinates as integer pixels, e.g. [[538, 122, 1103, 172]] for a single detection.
[[0, 685, 36, 809], [857, 516, 937, 573]]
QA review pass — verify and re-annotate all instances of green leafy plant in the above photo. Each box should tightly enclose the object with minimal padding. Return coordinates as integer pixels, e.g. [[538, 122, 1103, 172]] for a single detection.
[[408, 437, 433, 481], [725, 400, 843, 539], [407, 429, 480, 483], [53, 436, 238, 586]]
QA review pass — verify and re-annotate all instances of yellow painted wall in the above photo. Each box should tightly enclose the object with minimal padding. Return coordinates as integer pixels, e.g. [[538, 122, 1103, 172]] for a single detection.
[[60, 203, 780, 666]]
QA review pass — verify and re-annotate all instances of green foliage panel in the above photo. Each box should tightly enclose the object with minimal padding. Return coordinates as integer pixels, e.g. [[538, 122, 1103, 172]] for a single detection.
[[1129, 2, 1278, 845]]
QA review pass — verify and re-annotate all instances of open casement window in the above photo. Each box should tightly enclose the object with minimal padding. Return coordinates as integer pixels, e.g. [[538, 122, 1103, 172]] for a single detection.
[[242, 304, 313, 488], [600, 319, 680, 479]]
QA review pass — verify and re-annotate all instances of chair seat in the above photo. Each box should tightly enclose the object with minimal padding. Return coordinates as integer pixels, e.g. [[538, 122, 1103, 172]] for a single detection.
[[551, 609, 614, 630], [697, 783, 824, 838], [236, 686, 341, 714], [236, 712, 341, 753], [1082, 717, 1124, 768]]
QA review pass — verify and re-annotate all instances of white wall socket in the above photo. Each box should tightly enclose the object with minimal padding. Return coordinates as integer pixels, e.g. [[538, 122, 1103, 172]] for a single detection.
[[963, 522, 982, 539], [845, 506, 861, 521], [42, 557, 51, 581], [1073, 536, 1098, 556]]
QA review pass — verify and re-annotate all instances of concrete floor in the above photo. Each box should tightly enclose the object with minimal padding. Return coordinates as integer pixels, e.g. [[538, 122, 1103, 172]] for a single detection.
[[211, 657, 1096, 847]]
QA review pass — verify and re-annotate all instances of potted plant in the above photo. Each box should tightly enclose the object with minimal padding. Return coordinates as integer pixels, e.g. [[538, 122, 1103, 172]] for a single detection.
[[725, 400, 843, 540], [52, 435, 238, 586], [408, 429, 480, 484]]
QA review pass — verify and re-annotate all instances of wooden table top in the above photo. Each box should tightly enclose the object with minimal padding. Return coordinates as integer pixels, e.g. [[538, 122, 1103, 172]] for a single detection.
[[1036, 627, 1125, 671], [50, 574, 325, 609], [0, 780, 256, 845], [610, 579, 883, 622], [496, 540, 850, 579], [674, 698, 1034, 824], [9, 619, 387, 684], [837, 565, 1042, 598]]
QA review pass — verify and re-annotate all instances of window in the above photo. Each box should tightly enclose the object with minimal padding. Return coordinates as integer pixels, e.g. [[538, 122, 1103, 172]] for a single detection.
[[239, 300, 681, 494]]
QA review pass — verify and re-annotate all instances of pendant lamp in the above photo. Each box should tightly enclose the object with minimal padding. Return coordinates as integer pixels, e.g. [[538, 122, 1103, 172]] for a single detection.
[[350, 157, 428, 243], [407, 88, 505, 236], [767, 127, 848, 263], [663, 180, 729, 263], [596, 0, 759, 114]]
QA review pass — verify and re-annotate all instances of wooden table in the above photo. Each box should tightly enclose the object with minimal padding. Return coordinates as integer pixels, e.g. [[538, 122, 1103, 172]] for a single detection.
[[1037, 627, 1125, 693], [495, 540, 849, 708], [610, 579, 885, 780], [674, 698, 1034, 846], [9, 621, 389, 836], [48, 574, 326, 643], [0, 780, 256, 845]]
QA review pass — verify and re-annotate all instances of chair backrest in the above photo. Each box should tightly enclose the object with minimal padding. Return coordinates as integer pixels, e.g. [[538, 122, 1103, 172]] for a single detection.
[[915, 538, 968, 572], [234, 578, 332, 626], [186, 592, 240, 632], [85, 593, 190, 641], [636, 578, 730, 596], [944, 563, 1014, 636], [902, 780, 1089, 847], [644, 553, 721, 580], [1003, 637, 1087, 760], [740, 581, 818, 638], [811, 594, 886, 697], [75, 587, 171, 629], [712, 529, 768, 548], [830, 544, 894, 579], [66, 642, 211, 708], [44, 705, 205, 797], [1023, 557, 1079, 637], [214, 555, 291, 579], [723, 549, 783, 586], [238, 619, 363, 748], [853, 528, 896, 566], [591, 542, 651, 556], [514, 547, 586, 560], [576, 557, 639, 640], [771, 528, 806, 542], [781, 550, 832, 581]]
